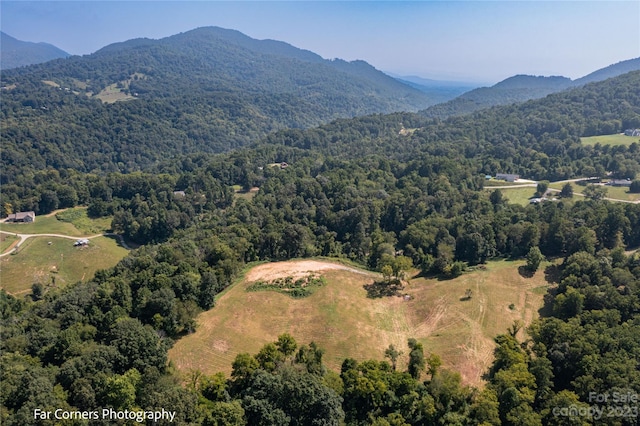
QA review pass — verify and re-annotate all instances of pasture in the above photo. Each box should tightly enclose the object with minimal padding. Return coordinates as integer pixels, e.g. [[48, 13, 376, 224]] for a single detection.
[[486, 187, 537, 206], [169, 258, 548, 387], [0, 235, 128, 295], [580, 133, 639, 146]]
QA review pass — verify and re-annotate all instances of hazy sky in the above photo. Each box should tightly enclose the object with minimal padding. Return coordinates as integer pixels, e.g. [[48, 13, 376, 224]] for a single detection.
[[2, 1, 639, 83]]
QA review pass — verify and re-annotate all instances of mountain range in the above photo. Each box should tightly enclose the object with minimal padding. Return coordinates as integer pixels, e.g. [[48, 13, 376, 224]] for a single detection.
[[421, 57, 640, 118], [2, 26, 639, 179], [0, 31, 70, 70]]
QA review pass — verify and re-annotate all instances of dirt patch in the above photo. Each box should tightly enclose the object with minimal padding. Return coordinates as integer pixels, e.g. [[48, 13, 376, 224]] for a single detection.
[[244, 260, 376, 283]]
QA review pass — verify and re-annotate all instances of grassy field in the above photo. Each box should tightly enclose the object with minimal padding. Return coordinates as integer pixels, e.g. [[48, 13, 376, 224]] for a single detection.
[[1, 214, 83, 235], [0, 233, 18, 253], [0, 235, 128, 295], [0, 208, 112, 236], [581, 134, 640, 146], [486, 187, 537, 206], [55, 208, 113, 234], [169, 258, 549, 387], [548, 182, 640, 203]]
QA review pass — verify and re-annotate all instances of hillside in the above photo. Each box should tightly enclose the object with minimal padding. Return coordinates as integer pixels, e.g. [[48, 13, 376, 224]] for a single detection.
[[421, 58, 640, 118], [1, 27, 435, 177], [0, 32, 70, 70], [169, 259, 547, 387], [261, 70, 640, 181]]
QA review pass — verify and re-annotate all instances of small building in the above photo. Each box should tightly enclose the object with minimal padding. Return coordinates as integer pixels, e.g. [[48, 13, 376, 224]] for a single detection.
[[6, 211, 36, 223], [74, 239, 89, 247], [624, 129, 640, 137], [607, 179, 632, 187], [496, 173, 520, 182]]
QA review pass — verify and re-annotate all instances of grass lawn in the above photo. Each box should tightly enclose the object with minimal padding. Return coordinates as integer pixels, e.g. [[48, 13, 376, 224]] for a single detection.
[[487, 187, 537, 206], [55, 207, 113, 234], [0, 235, 128, 295], [581, 134, 640, 146], [0, 233, 18, 253], [1, 214, 83, 235], [169, 258, 549, 387], [603, 185, 640, 202], [0, 208, 112, 236], [548, 182, 640, 203]]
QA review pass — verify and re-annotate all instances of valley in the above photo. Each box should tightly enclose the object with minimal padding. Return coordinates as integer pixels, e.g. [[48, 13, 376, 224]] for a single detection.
[[1, 22, 639, 426]]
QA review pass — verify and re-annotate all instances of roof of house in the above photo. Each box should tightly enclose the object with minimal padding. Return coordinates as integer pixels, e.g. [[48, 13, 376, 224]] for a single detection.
[[9, 211, 35, 219]]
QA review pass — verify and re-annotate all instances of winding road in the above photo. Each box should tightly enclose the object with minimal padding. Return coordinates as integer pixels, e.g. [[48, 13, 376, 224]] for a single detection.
[[0, 231, 130, 257]]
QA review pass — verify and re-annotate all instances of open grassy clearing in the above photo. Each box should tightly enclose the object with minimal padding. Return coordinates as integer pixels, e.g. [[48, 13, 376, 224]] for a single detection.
[[169, 259, 548, 387], [581, 133, 639, 146], [486, 187, 537, 206], [548, 182, 640, 202], [0, 208, 112, 235], [0, 236, 128, 295], [55, 207, 113, 234], [1, 214, 83, 235], [0, 233, 18, 253]]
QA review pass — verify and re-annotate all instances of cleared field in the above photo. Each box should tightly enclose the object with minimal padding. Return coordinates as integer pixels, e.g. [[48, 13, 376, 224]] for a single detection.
[[55, 207, 113, 234], [548, 182, 640, 203], [169, 259, 547, 387], [486, 187, 537, 206], [0, 236, 128, 295], [0, 233, 18, 253], [1, 208, 112, 235], [1, 215, 83, 235], [581, 133, 640, 146]]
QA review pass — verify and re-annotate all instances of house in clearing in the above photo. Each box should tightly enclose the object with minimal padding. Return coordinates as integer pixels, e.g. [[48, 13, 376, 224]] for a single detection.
[[6, 211, 36, 223], [496, 173, 520, 182], [624, 129, 640, 137], [607, 179, 632, 187]]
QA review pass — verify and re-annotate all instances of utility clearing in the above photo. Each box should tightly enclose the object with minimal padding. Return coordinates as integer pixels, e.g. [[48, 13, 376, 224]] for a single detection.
[[169, 259, 547, 387]]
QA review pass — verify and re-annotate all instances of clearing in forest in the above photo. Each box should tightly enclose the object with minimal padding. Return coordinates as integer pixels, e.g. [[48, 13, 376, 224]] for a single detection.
[[169, 259, 548, 387]]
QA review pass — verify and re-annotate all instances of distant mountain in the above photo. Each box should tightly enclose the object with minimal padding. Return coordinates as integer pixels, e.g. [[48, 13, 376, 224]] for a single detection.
[[1, 31, 70, 69], [390, 74, 479, 105], [573, 57, 640, 85], [421, 58, 640, 119], [0, 26, 434, 175]]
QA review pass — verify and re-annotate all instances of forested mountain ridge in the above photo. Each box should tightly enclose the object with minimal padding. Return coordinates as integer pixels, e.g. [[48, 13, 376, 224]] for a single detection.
[[1, 27, 439, 177], [2, 62, 640, 425], [421, 57, 640, 118], [0, 32, 70, 70], [260, 70, 640, 181]]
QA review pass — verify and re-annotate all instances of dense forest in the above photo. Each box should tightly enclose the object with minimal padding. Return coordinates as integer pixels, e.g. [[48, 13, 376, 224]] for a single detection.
[[1, 32, 640, 424]]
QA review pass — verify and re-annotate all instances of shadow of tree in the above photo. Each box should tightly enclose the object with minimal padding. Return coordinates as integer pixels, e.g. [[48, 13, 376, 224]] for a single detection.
[[517, 265, 535, 278], [543, 264, 561, 284], [538, 286, 558, 318], [363, 280, 404, 299]]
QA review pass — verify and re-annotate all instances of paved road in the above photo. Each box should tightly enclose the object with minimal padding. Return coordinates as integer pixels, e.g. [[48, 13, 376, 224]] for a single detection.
[[0, 231, 130, 257]]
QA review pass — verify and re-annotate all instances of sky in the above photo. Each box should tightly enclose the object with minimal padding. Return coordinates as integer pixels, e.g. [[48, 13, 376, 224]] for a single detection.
[[1, 1, 639, 84]]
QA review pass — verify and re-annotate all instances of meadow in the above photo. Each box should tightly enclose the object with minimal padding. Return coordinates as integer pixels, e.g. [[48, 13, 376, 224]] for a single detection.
[[580, 133, 639, 146], [169, 258, 548, 387], [486, 187, 537, 206], [0, 235, 128, 295], [0, 208, 125, 295]]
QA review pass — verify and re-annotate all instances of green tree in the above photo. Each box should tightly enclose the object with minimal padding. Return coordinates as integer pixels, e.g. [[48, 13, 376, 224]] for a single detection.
[[384, 344, 403, 371], [559, 182, 573, 198], [407, 338, 425, 380], [536, 181, 549, 197], [525, 246, 544, 273], [582, 184, 607, 200]]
